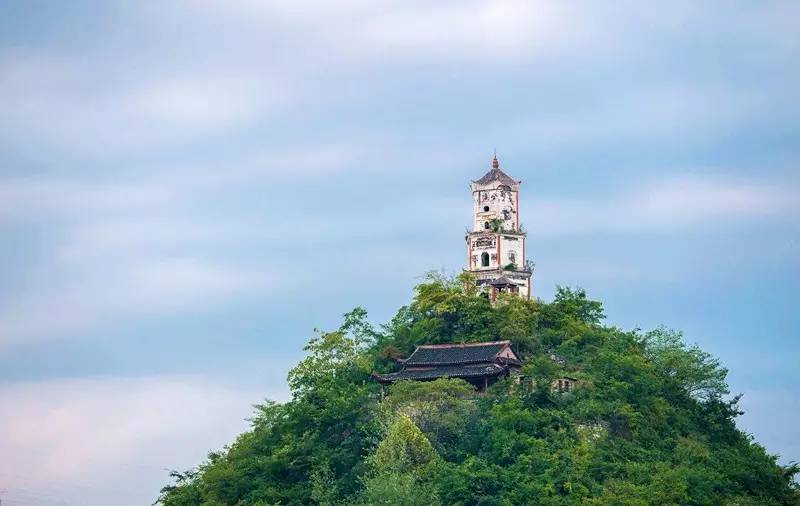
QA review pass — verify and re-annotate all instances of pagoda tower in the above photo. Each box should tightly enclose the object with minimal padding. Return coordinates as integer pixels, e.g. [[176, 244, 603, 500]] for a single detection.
[[465, 155, 532, 300]]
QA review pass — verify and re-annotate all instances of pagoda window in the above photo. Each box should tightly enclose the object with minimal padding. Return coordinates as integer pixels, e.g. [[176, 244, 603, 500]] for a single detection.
[[481, 252, 490, 267]]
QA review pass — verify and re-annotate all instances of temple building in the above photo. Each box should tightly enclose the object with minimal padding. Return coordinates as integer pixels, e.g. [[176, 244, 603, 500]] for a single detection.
[[372, 341, 522, 392], [371, 156, 538, 392], [466, 155, 532, 300]]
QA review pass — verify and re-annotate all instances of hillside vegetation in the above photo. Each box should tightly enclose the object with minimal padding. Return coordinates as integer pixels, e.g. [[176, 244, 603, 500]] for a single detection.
[[158, 273, 799, 505]]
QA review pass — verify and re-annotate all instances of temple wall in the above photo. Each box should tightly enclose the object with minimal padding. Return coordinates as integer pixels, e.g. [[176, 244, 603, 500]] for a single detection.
[[500, 235, 523, 268], [471, 185, 519, 232]]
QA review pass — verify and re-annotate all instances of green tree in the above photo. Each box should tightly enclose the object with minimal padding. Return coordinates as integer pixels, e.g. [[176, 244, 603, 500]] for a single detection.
[[641, 326, 728, 401], [373, 415, 438, 474], [350, 415, 442, 505], [352, 472, 441, 506], [382, 378, 479, 460], [157, 280, 800, 506]]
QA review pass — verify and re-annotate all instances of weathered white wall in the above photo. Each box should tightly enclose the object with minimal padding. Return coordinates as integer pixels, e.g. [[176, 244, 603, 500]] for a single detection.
[[498, 347, 517, 359], [500, 235, 524, 268], [468, 233, 499, 270], [471, 185, 519, 233]]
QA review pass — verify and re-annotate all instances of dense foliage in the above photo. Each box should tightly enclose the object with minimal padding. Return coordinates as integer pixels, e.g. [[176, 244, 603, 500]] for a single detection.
[[158, 273, 799, 505]]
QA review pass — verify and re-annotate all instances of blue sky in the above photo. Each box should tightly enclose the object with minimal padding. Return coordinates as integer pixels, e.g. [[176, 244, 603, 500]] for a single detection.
[[0, 1, 798, 504]]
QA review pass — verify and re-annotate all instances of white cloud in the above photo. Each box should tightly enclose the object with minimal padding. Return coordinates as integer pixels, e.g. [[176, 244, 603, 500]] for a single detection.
[[542, 258, 649, 282], [362, 0, 571, 60], [158, 143, 364, 190], [630, 177, 791, 225], [0, 178, 171, 223], [524, 175, 800, 237], [56, 217, 217, 261], [186, 0, 702, 63], [0, 177, 286, 346], [2, 2, 792, 160], [0, 255, 272, 346], [499, 82, 770, 156], [121, 76, 273, 128], [0, 52, 282, 157], [0, 132, 382, 346], [186, 0, 582, 63], [0, 375, 279, 506]]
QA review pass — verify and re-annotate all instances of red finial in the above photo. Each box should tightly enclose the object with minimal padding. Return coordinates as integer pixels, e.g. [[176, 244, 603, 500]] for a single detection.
[[492, 153, 499, 169]]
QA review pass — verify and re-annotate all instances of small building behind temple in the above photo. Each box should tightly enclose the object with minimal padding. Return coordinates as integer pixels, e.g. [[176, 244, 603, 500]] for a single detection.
[[372, 340, 522, 392], [552, 376, 578, 393]]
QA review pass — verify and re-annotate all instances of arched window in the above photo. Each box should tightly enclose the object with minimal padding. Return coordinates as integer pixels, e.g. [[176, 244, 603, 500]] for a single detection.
[[484, 222, 490, 229], [483, 206, 490, 212], [481, 252, 490, 267]]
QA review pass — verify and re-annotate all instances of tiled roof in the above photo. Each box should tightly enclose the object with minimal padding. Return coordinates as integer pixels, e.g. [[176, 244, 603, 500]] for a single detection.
[[373, 363, 507, 382], [474, 168, 518, 186], [404, 340, 511, 366], [489, 276, 515, 287]]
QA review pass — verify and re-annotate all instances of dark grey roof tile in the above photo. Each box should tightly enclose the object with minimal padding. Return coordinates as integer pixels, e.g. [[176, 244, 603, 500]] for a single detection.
[[405, 340, 511, 366], [474, 168, 518, 186]]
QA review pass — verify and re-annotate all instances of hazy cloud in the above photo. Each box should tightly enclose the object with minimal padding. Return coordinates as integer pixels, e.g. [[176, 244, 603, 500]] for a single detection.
[[0, 178, 171, 222], [525, 175, 800, 237], [0, 375, 274, 506], [0, 1, 798, 502], [0, 255, 273, 345], [0, 52, 283, 157], [0, 176, 285, 345]]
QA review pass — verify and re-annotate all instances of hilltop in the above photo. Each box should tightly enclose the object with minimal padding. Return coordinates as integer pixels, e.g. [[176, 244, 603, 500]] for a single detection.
[[157, 273, 799, 505]]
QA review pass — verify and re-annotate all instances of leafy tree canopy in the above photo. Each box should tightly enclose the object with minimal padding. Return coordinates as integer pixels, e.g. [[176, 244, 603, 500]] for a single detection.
[[157, 274, 799, 506]]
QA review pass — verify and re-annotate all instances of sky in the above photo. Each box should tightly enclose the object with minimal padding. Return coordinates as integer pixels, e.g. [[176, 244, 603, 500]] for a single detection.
[[0, 1, 798, 504]]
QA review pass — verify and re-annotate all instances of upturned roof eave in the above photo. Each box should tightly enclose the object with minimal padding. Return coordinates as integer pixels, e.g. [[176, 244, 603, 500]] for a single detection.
[[372, 363, 510, 383], [471, 168, 520, 187]]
